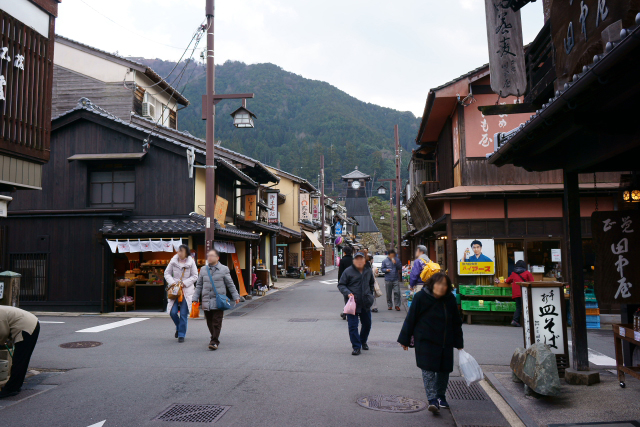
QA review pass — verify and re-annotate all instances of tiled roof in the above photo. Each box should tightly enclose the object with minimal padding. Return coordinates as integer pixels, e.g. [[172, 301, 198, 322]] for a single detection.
[[341, 168, 371, 179], [489, 14, 640, 164]]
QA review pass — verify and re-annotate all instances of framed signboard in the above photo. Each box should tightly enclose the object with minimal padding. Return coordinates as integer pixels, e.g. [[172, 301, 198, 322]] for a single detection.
[[244, 194, 257, 221], [457, 238, 495, 275], [213, 195, 228, 228], [300, 193, 311, 221]]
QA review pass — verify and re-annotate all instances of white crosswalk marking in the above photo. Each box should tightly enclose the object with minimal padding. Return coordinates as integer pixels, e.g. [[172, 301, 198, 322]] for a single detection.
[[568, 340, 617, 365], [40, 321, 65, 324], [320, 279, 338, 285], [76, 318, 149, 333]]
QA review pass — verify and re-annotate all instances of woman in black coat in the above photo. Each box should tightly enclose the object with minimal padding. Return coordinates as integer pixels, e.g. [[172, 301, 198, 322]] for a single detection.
[[398, 273, 463, 414]]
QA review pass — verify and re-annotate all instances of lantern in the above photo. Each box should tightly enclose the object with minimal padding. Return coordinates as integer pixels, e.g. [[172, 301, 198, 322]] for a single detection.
[[230, 104, 256, 128]]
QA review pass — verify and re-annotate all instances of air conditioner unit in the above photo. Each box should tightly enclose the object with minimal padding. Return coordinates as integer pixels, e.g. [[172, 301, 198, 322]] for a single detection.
[[142, 101, 155, 119]]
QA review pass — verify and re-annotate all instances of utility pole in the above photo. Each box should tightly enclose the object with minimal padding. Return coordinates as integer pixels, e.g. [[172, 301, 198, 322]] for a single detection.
[[204, 0, 216, 252], [379, 179, 395, 250], [394, 125, 402, 257], [320, 155, 326, 276]]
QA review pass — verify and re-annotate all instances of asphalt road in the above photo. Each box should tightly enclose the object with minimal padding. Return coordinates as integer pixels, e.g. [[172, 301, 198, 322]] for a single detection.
[[0, 270, 619, 427]]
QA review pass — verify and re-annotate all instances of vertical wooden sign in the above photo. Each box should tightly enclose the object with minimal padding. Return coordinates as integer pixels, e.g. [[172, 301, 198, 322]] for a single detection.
[[484, 0, 527, 97], [300, 193, 311, 221], [267, 192, 278, 223], [214, 195, 228, 228], [245, 194, 257, 221], [231, 253, 248, 296]]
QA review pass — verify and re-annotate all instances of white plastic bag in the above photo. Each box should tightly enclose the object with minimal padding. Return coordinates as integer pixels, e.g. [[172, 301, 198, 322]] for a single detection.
[[459, 349, 483, 386], [343, 295, 356, 315]]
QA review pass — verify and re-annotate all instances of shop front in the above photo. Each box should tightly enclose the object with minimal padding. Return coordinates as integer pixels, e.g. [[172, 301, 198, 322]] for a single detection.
[[301, 229, 324, 275]]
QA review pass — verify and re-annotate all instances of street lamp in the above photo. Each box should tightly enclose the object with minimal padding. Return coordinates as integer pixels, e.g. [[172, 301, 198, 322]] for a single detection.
[[380, 214, 385, 220], [230, 100, 256, 128], [377, 185, 386, 195]]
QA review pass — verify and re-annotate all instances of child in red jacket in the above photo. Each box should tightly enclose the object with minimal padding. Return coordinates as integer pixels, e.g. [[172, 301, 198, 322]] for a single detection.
[[505, 260, 534, 327]]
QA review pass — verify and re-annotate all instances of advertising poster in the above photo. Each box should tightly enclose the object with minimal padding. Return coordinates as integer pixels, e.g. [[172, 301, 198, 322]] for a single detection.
[[457, 239, 495, 275]]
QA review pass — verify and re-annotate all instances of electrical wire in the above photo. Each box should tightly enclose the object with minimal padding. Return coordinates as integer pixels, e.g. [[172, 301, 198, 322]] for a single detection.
[[78, 0, 191, 50]]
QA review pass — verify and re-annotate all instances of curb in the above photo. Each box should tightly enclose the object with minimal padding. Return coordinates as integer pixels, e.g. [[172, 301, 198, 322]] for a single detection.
[[484, 371, 538, 427]]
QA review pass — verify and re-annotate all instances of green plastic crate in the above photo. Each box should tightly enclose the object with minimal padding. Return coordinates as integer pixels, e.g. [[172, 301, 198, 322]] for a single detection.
[[501, 287, 513, 297], [492, 301, 516, 312], [459, 285, 483, 296], [461, 300, 492, 311], [481, 286, 502, 296]]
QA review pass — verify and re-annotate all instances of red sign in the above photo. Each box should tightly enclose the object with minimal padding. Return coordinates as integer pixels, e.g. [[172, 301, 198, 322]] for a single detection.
[[231, 253, 247, 297]]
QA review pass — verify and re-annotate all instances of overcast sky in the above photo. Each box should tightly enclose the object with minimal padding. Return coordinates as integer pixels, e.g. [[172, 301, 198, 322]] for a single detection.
[[56, 0, 544, 117]]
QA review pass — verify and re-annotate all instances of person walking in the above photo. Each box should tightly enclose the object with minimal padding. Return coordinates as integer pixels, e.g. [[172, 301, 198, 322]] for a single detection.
[[381, 249, 402, 311], [506, 260, 534, 327], [165, 244, 198, 343], [367, 254, 380, 313], [338, 252, 376, 355], [338, 246, 354, 320], [193, 249, 241, 350], [0, 306, 40, 399], [409, 245, 431, 290], [398, 273, 463, 414]]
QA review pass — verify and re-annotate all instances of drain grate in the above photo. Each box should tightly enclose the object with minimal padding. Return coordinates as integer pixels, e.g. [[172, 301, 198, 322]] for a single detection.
[[154, 404, 230, 423], [225, 311, 248, 317], [447, 379, 488, 400], [59, 341, 102, 349], [357, 395, 426, 413], [368, 341, 401, 348], [288, 318, 318, 322]]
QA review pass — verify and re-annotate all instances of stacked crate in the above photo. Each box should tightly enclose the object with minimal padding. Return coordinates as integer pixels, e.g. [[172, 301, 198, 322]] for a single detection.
[[585, 290, 600, 329]]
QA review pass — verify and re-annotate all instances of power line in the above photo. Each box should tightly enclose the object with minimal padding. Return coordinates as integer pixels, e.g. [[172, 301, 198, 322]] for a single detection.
[[78, 0, 191, 50]]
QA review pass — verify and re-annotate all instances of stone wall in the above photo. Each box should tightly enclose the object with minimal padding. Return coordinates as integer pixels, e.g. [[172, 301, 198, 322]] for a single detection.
[[359, 232, 386, 254]]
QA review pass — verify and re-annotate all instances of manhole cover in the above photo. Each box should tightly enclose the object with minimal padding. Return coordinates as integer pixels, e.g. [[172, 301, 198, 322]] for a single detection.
[[368, 341, 401, 348], [288, 318, 318, 322], [154, 404, 231, 423], [59, 341, 102, 349], [447, 379, 488, 400], [357, 395, 426, 413], [225, 311, 248, 317]]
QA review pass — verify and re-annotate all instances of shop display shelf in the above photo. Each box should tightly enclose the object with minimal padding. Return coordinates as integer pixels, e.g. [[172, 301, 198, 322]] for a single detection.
[[501, 287, 512, 297], [587, 320, 601, 329], [586, 315, 601, 323], [459, 286, 483, 296], [492, 301, 516, 312], [481, 286, 502, 296], [585, 301, 599, 308], [461, 300, 492, 311]]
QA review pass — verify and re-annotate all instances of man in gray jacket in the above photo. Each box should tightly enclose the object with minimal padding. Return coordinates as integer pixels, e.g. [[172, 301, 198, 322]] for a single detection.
[[381, 249, 402, 311], [193, 249, 240, 350], [338, 252, 376, 356]]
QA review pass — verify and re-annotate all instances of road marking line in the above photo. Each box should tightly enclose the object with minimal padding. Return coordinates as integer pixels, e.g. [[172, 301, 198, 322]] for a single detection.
[[40, 321, 65, 324], [320, 279, 338, 284], [87, 421, 106, 427], [76, 318, 149, 333], [568, 340, 617, 365]]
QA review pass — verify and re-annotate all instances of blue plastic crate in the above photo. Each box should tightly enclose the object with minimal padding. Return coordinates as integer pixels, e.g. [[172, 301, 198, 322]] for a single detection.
[[585, 301, 599, 308], [586, 315, 600, 323], [586, 321, 601, 329]]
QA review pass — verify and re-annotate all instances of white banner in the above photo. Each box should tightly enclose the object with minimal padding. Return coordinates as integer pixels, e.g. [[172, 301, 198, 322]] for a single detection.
[[106, 239, 118, 253], [128, 240, 141, 253], [140, 239, 153, 252], [300, 193, 311, 221], [116, 240, 130, 253]]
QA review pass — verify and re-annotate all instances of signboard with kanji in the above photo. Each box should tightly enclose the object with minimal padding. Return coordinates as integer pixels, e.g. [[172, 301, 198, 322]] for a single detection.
[[484, 0, 527, 97], [213, 195, 228, 228], [244, 194, 257, 221], [267, 192, 278, 223], [457, 238, 495, 275], [311, 196, 320, 221], [592, 211, 639, 304], [300, 193, 311, 221]]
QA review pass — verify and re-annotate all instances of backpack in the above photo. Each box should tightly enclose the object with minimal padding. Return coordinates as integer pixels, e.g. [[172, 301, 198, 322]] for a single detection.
[[419, 260, 441, 282]]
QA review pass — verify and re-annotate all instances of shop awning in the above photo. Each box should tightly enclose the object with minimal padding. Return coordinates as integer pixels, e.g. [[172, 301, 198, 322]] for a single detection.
[[68, 152, 146, 161], [425, 183, 619, 200], [302, 230, 324, 251]]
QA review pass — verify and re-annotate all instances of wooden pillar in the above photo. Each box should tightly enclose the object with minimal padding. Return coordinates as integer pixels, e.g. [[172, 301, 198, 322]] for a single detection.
[[446, 214, 455, 282], [563, 170, 589, 371], [244, 241, 252, 294]]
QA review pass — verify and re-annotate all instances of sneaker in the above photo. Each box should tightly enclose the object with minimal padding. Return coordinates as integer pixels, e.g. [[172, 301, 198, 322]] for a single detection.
[[511, 320, 521, 327], [438, 398, 450, 409], [395, 306, 401, 311], [388, 307, 393, 310], [428, 399, 440, 414], [208, 343, 218, 351]]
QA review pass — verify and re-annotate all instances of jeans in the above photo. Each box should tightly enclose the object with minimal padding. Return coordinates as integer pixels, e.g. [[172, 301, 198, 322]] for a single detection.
[[3, 322, 40, 393], [170, 298, 189, 338], [422, 370, 450, 401], [513, 297, 522, 324], [386, 280, 401, 308], [346, 310, 372, 350]]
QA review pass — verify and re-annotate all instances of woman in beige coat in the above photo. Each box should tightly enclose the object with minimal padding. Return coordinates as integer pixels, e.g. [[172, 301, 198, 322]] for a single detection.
[[164, 244, 198, 342]]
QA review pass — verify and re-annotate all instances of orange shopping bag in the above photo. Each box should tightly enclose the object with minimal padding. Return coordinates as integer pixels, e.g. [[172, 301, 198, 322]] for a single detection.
[[190, 302, 200, 318]]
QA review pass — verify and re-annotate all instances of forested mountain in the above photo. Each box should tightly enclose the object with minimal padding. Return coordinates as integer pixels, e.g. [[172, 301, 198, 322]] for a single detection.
[[135, 58, 421, 194]]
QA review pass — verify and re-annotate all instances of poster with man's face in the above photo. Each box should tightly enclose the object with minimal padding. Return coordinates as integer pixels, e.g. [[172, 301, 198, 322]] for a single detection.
[[457, 239, 495, 275]]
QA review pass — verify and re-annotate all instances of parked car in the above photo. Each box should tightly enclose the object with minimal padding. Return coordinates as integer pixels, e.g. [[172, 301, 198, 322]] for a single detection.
[[372, 255, 386, 277]]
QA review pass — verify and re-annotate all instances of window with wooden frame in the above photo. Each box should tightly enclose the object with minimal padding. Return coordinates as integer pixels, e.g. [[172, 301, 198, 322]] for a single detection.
[[89, 169, 135, 208]]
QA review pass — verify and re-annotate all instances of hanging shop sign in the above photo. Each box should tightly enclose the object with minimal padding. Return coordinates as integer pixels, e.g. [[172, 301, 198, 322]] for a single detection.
[[335, 221, 342, 235], [521, 282, 569, 374], [592, 211, 640, 304], [457, 239, 495, 275], [214, 195, 228, 228], [231, 253, 248, 297], [551, 0, 640, 87], [267, 192, 278, 223], [277, 246, 286, 269], [244, 195, 257, 221], [484, 0, 527, 97], [300, 193, 311, 221], [213, 241, 236, 253], [311, 196, 320, 221]]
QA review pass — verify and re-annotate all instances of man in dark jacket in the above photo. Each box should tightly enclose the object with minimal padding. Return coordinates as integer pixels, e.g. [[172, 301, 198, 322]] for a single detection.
[[338, 252, 376, 355], [338, 246, 354, 320], [381, 249, 402, 311]]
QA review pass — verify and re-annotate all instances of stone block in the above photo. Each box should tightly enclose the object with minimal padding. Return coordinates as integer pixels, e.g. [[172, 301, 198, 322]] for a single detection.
[[564, 368, 600, 386], [510, 343, 561, 396]]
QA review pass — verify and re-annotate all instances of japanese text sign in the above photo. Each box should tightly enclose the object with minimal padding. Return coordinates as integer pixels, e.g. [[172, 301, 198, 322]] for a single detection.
[[311, 196, 320, 221], [300, 193, 311, 221], [592, 211, 639, 304], [484, 0, 527, 97], [267, 192, 278, 223], [244, 195, 257, 222], [457, 239, 496, 276], [213, 195, 228, 228], [530, 286, 565, 354]]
